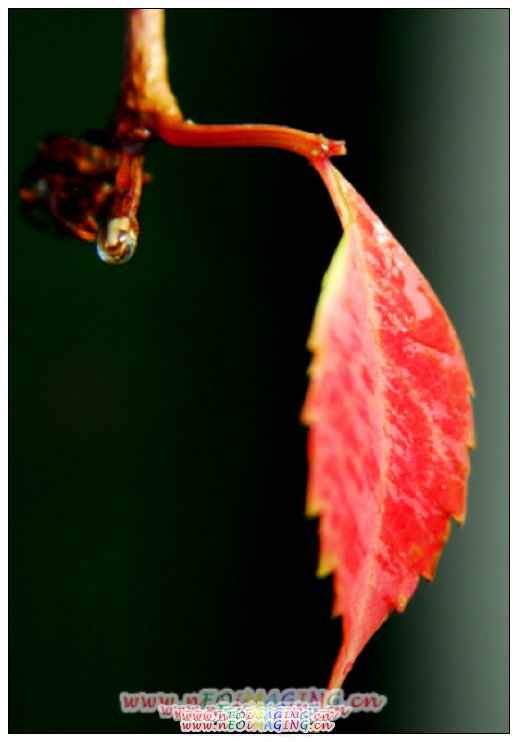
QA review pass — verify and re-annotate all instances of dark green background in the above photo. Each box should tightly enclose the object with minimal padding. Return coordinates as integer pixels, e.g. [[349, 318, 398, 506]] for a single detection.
[[10, 10, 509, 733]]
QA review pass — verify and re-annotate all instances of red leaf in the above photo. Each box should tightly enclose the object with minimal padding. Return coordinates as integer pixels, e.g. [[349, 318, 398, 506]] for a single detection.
[[302, 159, 475, 690]]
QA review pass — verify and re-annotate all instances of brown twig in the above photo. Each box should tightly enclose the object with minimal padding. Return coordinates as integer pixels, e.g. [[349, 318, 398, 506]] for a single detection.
[[118, 10, 345, 158], [20, 9, 346, 263]]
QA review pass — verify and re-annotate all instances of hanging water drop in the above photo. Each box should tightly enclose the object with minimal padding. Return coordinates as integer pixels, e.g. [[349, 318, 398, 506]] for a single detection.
[[97, 217, 137, 265]]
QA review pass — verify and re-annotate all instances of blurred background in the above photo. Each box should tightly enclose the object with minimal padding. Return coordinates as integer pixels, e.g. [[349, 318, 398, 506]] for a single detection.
[[10, 9, 509, 733]]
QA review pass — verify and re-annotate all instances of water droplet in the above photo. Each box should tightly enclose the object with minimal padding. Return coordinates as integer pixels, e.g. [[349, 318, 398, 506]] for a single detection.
[[35, 178, 48, 197], [96, 217, 137, 265]]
